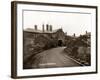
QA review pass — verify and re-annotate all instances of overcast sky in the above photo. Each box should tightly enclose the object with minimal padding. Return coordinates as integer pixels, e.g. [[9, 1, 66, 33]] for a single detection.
[[23, 10, 91, 36]]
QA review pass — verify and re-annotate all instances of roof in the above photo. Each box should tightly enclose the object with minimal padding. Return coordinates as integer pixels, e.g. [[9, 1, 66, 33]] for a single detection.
[[24, 28, 61, 34]]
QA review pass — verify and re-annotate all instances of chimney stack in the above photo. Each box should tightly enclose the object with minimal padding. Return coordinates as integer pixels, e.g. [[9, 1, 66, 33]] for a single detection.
[[50, 25, 52, 31], [86, 31, 87, 34], [34, 25, 37, 30], [46, 24, 49, 31], [73, 33, 75, 37], [42, 24, 45, 32]]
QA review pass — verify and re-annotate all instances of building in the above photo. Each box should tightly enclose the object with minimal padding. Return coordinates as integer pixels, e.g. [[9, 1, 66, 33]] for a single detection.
[[23, 24, 66, 47], [23, 24, 67, 63]]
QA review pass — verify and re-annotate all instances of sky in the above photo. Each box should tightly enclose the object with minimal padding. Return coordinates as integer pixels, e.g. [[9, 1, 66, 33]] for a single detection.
[[23, 10, 91, 36]]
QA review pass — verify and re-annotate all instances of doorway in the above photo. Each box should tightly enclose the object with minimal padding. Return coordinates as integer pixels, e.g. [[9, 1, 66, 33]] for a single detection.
[[58, 40, 63, 46]]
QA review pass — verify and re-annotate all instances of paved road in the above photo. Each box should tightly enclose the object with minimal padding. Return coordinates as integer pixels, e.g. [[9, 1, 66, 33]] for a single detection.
[[25, 47, 82, 69]]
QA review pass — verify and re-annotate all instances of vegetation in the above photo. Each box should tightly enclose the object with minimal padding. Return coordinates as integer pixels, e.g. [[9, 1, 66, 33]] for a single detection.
[[23, 30, 91, 68], [23, 33, 58, 68], [64, 34, 91, 66]]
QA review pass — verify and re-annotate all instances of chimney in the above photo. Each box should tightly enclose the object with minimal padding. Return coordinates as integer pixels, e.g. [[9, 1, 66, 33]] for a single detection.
[[50, 25, 52, 31], [73, 33, 75, 37], [86, 31, 87, 34], [34, 25, 37, 30], [42, 24, 45, 32], [46, 24, 49, 31], [65, 32, 67, 35]]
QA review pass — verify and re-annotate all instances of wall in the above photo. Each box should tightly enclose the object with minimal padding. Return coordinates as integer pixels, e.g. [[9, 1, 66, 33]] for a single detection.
[[0, 0, 100, 80]]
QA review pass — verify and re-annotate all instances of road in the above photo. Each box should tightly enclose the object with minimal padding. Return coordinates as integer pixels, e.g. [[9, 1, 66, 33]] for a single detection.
[[25, 47, 82, 69]]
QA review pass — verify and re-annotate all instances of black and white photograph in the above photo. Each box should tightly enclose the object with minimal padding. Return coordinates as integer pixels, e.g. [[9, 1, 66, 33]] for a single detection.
[[11, 1, 97, 78], [23, 9, 91, 69]]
